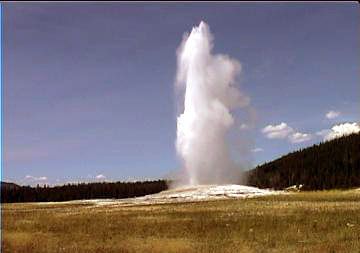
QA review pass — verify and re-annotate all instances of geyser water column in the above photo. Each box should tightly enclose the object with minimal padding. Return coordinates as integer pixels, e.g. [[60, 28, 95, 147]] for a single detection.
[[175, 21, 250, 186]]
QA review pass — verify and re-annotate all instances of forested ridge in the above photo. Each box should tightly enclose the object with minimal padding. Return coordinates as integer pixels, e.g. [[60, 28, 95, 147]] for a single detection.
[[247, 133, 360, 190], [1, 180, 168, 203], [2, 133, 359, 202]]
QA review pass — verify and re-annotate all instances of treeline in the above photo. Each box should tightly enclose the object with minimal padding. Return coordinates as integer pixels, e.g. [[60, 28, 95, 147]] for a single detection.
[[1, 180, 168, 203], [247, 133, 360, 190]]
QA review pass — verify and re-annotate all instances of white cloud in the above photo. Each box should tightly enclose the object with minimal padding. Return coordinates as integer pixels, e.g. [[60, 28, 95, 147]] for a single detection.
[[261, 122, 294, 139], [326, 110, 341, 119], [96, 174, 106, 180], [25, 175, 48, 181], [262, 122, 312, 143], [289, 132, 312, 143], [239, 123, 249, 130], [317, 122, 360, 141], [316, 129, 331, 136], [252, 147, 263, 152]]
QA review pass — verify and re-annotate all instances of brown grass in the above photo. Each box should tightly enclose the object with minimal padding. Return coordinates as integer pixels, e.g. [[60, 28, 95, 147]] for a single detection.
[[2, 189, 360, 253]]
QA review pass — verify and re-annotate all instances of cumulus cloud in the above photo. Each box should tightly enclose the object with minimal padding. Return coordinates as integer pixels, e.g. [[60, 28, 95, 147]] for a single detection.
[[317, 122, 360, 141], [252, 147, 263, 152], [316, 129, 331, 136], [326, 110, 341, 119], [289, 132, 312, 143], [239, 123, 249, 130], [96, 174, 106, 180], [262, 122, 312, 143], [25, 175, 48, 181], [261, 122, 294, 139]]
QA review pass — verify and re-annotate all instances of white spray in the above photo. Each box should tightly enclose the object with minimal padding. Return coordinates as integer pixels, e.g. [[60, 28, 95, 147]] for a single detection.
[[175, 21, 250, 186]]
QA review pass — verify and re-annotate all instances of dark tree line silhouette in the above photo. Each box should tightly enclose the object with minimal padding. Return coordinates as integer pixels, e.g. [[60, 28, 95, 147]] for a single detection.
[[247, 133, 360, 190], [2, 133, 359, 202], [1, 180, 168, 203]]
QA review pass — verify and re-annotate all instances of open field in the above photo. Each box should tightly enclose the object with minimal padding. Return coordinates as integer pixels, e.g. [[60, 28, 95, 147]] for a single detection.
[[2, 189, 360, 253]]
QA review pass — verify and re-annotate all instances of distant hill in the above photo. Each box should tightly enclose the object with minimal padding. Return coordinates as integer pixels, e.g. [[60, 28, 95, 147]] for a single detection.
[[247, 133, 360, 190], [1, 182, 21, 190], [1, 180, 168, 203]]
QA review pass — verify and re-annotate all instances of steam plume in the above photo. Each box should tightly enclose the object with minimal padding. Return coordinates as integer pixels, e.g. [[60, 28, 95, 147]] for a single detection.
[[175, 21, 250, 186]]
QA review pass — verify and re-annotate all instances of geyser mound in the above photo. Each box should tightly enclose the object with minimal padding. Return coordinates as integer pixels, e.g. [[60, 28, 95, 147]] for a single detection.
[[175, 21, 251, 186], [81, 185, 283, 206]]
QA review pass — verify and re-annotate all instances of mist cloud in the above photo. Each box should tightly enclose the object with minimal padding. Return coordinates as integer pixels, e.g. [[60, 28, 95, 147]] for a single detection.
[[175, 21, 250, 186]]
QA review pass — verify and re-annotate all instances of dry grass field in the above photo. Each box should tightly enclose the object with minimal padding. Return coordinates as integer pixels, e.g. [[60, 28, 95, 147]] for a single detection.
[[2, 189, 360, 253]]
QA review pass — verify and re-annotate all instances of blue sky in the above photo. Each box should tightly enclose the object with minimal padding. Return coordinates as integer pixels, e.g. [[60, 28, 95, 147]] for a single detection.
[[4, 3, 359, 185]]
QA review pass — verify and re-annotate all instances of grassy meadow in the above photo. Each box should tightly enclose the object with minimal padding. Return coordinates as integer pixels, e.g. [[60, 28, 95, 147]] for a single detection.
[[2, 190, 360, 253]]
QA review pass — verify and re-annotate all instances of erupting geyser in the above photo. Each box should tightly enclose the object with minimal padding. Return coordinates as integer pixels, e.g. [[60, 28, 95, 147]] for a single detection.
[[175, 21, 250, 186]]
